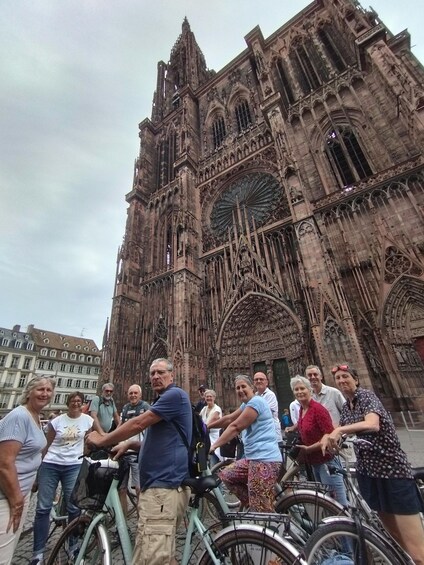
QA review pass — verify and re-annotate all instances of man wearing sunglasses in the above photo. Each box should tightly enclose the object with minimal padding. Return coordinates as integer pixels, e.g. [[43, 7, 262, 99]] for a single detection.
[[305, 365, 345, 426]]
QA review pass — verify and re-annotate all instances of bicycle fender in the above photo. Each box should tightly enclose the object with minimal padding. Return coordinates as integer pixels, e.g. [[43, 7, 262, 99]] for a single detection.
[[278, 489, 347, 512], [212, 523, 307, 563], [320, 516, 356, 526]]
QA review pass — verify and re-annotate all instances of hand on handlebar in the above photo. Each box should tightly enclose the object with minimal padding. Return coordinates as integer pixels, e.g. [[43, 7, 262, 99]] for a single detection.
[[85, 431, 105, 451], [111, 442, 131, 460], [320, 432, 342, 456]]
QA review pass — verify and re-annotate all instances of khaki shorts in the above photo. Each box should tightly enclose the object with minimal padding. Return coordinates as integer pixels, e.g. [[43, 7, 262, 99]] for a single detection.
[[132, 486, 190, 565]]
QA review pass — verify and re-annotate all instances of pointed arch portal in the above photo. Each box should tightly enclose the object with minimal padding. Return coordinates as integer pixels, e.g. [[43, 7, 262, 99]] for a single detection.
[[216, 292, 307, 410], [383, 276, 424, 398]]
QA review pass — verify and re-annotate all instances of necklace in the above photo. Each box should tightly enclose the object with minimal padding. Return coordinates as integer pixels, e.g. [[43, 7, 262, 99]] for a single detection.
[[24, 406, 42, 428]]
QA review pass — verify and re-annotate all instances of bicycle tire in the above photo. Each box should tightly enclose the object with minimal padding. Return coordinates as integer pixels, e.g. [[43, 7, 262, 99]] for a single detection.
[[46, 515, 110, 565], [210, 459, 241, 511], [198, 527, 304, 565], [303, 520, 409, 564], [275, 489, 347, 547], [200, 491, 230, 527]]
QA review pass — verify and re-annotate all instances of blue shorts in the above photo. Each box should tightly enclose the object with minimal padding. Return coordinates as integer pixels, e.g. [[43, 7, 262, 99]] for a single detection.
[[357, 473, 424, 515]]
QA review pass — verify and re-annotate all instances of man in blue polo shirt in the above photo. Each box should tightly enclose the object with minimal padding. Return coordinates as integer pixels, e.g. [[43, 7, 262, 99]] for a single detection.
[[86, 358, 192, 565]]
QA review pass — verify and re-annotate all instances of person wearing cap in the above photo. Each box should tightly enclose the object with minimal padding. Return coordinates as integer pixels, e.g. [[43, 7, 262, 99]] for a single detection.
[[194, 384, 207, 414], [322, 363, 424, 565]]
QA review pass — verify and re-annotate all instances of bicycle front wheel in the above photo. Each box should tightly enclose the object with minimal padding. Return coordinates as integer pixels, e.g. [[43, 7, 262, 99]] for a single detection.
[[275, 489, 347, 547], [303, 520, 408, 565], [46, 515, 110, 565], [198, 528, 304, 565]]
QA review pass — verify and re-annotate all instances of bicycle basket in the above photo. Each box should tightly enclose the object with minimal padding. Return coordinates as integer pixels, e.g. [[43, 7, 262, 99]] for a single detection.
[[70, 457, 117, 511]]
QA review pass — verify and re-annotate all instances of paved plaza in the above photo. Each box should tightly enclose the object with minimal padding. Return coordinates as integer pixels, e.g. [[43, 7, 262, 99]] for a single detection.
[[12, 426, 424, 564]]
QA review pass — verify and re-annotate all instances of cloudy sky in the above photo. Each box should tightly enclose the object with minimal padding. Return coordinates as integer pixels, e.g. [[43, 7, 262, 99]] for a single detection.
[[1, 0, 423, 347]]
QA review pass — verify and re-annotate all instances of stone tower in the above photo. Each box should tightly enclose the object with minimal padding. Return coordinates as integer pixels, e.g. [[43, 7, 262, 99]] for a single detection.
[[103, 0, 424, 413]]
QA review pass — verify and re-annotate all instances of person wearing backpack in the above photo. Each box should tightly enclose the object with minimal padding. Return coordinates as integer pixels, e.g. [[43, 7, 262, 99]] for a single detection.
[[86, 358, 192, 565], [89, 383, 120, 434], [117, 384, 150, 516]]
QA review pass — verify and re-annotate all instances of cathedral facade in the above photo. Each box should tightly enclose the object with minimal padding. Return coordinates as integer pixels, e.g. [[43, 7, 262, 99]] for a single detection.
[[102, 0, 424, 413]]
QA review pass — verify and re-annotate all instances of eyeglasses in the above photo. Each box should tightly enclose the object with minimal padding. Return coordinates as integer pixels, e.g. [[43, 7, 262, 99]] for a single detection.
[[150, 369, 170, 377], [104, 389, 113, 393], [331, 364, 350, 374]]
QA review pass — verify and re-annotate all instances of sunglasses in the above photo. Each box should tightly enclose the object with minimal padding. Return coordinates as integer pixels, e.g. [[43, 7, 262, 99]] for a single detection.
[[331, 364, 350, 374]]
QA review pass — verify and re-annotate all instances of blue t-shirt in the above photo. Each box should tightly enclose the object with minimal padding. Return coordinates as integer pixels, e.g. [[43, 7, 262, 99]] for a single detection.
[[0, 405, 47, 499], [241, 396, 282, 462], [139, 384, 192, 490]]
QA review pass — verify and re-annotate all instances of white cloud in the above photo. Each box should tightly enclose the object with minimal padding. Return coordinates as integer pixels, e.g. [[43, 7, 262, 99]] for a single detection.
[[0, 0, 422, 346]]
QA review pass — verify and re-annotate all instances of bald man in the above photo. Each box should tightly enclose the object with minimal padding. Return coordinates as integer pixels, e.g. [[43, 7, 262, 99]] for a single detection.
[[117, 384, 150, 515]]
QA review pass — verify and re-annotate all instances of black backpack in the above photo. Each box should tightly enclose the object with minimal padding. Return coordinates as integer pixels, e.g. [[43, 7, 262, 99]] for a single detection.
[[172, 405, 211, 477]]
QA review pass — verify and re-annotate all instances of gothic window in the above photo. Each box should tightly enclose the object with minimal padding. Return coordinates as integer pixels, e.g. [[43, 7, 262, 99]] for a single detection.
[[212, 116, 226, 149], [156, 132, 177, 189], [210, 173, 281, 237], [275, 59, 295, 112], [235, 100, 252, 132], [290, 39, 329, 94], [318, 27, 347, 72], [326, 126, 373, 187], [166, 225, 172, 268]]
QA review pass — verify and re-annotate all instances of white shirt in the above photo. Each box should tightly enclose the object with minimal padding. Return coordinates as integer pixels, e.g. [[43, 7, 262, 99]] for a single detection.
[[289, 399, 301, 425], [257, 387, 283, 442], [200, 403, 222, 444], [44, 413, 93, 465], [312, 384, 345, 425]]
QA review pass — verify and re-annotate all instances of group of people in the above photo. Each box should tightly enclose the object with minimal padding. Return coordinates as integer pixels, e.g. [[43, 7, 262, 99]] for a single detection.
[[0, 378, 150, 565], [1, 358, 424, 564]]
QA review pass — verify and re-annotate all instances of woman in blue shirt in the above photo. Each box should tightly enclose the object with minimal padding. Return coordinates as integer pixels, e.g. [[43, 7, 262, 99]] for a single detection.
[[209, 375, 282, 512]]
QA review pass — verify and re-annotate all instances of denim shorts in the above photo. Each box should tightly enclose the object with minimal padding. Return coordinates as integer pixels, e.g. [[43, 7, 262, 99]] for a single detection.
[[357, 472, 424, 515]]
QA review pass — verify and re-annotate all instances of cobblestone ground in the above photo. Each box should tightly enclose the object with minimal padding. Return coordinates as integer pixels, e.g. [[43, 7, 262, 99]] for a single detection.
[[14, 493, 205, 564], [12, 427, 424, 564]]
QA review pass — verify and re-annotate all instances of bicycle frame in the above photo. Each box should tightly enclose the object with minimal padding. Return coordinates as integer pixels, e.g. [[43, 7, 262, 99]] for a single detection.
[[181, 504, 221, 565], [73, 475, 133, 565]]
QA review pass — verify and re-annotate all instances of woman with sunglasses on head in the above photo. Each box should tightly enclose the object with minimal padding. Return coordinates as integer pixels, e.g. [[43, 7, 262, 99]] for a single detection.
[[322, 363, 424, 565]]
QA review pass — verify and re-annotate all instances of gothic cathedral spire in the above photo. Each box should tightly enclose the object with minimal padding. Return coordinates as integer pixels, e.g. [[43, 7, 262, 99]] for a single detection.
[[152, 18, 212, 123]]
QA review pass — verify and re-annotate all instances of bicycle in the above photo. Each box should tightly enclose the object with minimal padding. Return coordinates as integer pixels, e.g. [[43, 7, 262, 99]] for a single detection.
[[47, 451, 306, 565], [205, 438, 314, 518], [302, 437, 415, 564], [202, 448, 347, 545]]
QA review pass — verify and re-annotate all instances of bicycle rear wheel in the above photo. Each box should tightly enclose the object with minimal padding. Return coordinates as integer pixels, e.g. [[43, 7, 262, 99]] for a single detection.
[[275, 489, 347, 547], [198, 527, 304, 565], [46, 515, 110, 565], [303, 520, 409, 564]]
